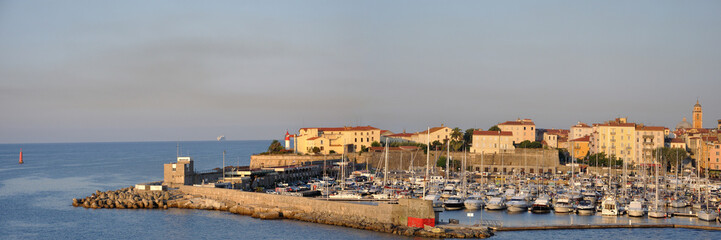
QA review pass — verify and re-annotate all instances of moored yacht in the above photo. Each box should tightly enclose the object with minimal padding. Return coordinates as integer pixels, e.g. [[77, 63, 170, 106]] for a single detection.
[[486, 197, 507, 210], [531, 196, 552, 213], [463, 195, 485, 210], [423, 194, 445, 212], [506, 195, 530, 212], [601, 196, 620, 216], [576, 199, 595, 215], [553, 196, 575, 213], [627, 199, 647, 217], [443, 196, 465, 210]]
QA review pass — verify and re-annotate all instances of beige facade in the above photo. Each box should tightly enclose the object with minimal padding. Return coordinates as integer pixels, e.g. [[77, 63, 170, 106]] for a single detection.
[[570, 122, 593, 140], [295, 126, 380, 154], [594, 119, 637, 166], [634, 125, 665, 165], [669, 138, 687, 149], [498, 119, 535, 144], [163, 157, 195, 186], [542, 129, 568, 149], [710, 143, 721, 171], [470, 131, 515, 154], [410, 126, 452, 145]]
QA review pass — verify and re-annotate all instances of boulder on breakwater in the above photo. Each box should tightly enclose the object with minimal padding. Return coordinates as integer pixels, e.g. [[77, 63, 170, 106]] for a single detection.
[[72, 186, 176, 210]]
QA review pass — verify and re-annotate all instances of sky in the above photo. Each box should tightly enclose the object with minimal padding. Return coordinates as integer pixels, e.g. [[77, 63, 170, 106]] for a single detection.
[[1, 0, 720, 143]]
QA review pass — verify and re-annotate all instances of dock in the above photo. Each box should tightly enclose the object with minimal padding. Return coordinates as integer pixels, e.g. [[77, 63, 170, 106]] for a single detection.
[[494, 224, 721, 232]]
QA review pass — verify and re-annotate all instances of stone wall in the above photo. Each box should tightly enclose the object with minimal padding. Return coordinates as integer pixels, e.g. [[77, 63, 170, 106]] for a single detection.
[[250, 155, 338, 168], [251, 149, 560, 173], [178, 185, 434, 226]]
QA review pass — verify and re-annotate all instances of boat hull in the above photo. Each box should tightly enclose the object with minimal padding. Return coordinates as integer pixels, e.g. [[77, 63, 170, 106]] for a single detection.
[[531, 205, 551, 214], [554, 206, 574, 213], [507, 205, 528, 212], [628, 210, 646, 217], [648, 211, 666, 218], [698, 211, 719, 221], [486, 204, 506, 210]]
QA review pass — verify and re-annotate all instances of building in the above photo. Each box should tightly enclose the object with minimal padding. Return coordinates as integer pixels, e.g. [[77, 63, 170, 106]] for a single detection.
[[542, 129, 569, 149], [693, 100, 703, 129], [570, 122, 593, 140], [497, 118, 536, 144], [409, 125, 452, 145], [470, 131, 514, 154], [669, 138, 687, 149], [594, 118, 637, 165], [569, 136, 590, 160], [295, 126, 380, 154], [164, 157, 197, 186], [634, 125, 665, 165], [710, 143, 721, 170]]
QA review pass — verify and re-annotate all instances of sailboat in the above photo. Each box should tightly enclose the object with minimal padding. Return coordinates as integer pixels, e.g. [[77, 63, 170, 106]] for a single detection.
[[19, 149, 23, 164], [649, 149, 666, 218], [697, 166, 719, 221]]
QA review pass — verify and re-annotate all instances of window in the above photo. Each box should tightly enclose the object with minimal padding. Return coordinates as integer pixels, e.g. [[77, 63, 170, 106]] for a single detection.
[[320, 140, 323, 144], [360, 138, 363, 142], [355, 138, 357, 142], [366, 138, 369, 142]]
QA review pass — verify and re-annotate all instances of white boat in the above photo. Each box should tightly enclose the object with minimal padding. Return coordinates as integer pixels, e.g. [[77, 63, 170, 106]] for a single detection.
[[329, 192, 362, 199], [463, 195, 485, 210], [670, 199, 688, 208], [648, 207, 666, 218], [443, 196, 465, 210], [553, 196, 575, 213], [576, 199, 595, 215], [423, 194, 444, 212], [601, 196, 620, 216], [531, 196, 552, 213], [627, 199, 647, 217], [697, 210, 719, 221], [486, 197, 507, 210], [506, 195, 530, 212]]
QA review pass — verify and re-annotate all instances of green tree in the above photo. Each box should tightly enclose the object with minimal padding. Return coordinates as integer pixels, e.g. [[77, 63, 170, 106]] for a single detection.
[[371, 141, 381, 147], [311, 147, 321, 154], [437, 156, 447, 168], [518, 140, 542, 148], [451, 127, 463, 141], [652, 147, 690, 172], [449, 140, 464, 151], [329, 150, 336, 154], [430, 140, 443, 150], [463, 128, 475, 143], [267, 140, 284, 153], [488, 125, 501, 131]]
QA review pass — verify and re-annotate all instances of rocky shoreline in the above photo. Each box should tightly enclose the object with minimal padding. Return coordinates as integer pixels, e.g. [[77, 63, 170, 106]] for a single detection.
[[73, 186, 493, 239]]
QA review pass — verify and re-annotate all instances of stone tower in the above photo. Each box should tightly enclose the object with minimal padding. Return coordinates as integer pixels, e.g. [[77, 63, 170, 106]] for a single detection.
[[692, 100, 703, 129]]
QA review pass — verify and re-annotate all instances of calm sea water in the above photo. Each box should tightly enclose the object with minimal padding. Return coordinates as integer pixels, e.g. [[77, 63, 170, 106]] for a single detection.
[[1, 141, 719, 239]]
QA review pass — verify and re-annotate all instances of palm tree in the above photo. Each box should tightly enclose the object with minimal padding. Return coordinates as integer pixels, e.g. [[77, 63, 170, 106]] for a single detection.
[[451, 127, 463, 141]]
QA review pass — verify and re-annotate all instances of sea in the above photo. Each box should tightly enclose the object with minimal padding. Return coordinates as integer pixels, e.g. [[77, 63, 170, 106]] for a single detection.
[[1, 140, 719, 240]]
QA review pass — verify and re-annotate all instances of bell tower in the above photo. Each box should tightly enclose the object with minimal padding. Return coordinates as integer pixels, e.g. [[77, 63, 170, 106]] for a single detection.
[[692, 100, 703, 129]]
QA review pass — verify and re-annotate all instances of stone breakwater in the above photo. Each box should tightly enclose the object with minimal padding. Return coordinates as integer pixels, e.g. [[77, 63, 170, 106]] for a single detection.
[[73, 186, 492, 238], [72, 187, 172, 209]]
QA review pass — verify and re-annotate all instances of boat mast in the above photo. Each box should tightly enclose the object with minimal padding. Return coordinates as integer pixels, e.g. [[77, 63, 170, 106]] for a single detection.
[[446, 137, 450, 184], [424, 127, 429, 198], [383, 142, 389, 187]]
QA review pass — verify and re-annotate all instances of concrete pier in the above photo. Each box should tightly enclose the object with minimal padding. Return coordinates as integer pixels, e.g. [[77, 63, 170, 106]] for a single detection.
[[494, 224, 721, 232]]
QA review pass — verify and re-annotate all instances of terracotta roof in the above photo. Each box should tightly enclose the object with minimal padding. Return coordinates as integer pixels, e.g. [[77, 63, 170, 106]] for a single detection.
[[498, 120, 535, 126], [596, 123, 636, 127], [636, 126, 665, 131], [307, 137, 321, 141], [545, 129, 569, 136], [570, 136, 591, 142], [670, 138, 685, 143], [473, 130, 512, 136], [572, 123, 591, 128]]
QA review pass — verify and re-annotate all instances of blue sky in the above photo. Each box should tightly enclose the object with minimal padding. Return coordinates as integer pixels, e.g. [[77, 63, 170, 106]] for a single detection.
[[1, 1, 720, 143]]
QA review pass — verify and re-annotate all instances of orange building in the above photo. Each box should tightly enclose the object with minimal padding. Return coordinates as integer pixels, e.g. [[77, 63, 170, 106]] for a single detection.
[[569, 136, 590, 160]]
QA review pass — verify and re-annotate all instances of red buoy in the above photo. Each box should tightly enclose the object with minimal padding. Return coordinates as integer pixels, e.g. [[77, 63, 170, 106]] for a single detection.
[[19, 149, 23, 164]]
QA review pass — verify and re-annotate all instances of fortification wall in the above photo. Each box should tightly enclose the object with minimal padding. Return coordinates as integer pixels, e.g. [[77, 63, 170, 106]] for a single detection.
[[178, 186, 434, 226]]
